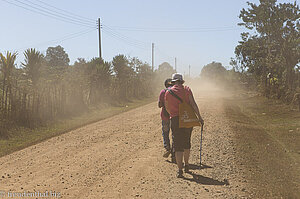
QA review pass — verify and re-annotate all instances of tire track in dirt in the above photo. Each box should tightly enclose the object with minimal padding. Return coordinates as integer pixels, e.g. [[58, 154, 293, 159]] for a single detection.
[[0, 91, 250, 198]]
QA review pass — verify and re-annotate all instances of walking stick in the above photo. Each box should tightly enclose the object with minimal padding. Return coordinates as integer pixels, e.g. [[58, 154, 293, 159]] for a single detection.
[[200, 124, 204, 169]]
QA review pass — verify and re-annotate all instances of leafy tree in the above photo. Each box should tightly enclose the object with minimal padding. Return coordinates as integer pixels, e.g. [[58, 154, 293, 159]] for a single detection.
[[234, 0, 300, 100], [112, 55, 134, 99], [155, 62, 176, 89], [112, 55, 132, 79], [45, 45, 70, 67], [74, 58, 87, 67], [0, 46, 157, 133], [200, 61, 227, 81], [156, 62, 176, 77], [129, 57, 153, 97]]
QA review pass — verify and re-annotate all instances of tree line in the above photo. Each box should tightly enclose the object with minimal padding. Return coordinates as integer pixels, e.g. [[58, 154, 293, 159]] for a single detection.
[[231, 0, 299, 102], [0, 45, 155, 128]]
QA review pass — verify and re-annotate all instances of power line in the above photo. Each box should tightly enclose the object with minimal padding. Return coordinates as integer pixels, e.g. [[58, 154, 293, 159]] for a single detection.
[[16, 27, 97, 51], [21, 0, 95, 26], [102, 26, 150, 51], [13, 0, 95, 27], [2, 0, 96, 28], [102, 28, 149, 51], [33, 0, 94, 22], [102, 25, 151, 46], [105, 25, 243, 32]]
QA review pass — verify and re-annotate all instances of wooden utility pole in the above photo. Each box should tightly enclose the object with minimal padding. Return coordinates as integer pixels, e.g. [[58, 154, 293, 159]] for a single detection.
[[152, 43, 154, 71], [175, 57, 177, 71], [98, 18, 102, 59]]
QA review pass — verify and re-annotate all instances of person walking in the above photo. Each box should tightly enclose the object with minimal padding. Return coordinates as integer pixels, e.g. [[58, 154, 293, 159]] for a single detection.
[[158, 79, 175, 160], [165, 73, 204, 178]]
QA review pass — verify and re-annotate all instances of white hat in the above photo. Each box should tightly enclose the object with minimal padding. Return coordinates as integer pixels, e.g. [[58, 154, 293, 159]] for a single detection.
[[171, 73, 184, 82]]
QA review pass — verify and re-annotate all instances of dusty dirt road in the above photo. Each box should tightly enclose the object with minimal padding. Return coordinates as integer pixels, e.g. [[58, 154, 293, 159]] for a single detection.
[[0, 89, 251, 198]]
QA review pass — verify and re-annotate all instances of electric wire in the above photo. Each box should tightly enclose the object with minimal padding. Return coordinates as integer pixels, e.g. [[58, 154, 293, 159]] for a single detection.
[[16, 27, 97, 51], [21, 0, 95, 26], [2, 0, 96, 28], [102, 25, 151, 46], [101, 26, 150, 50], [104, 25, 243, 32], [2, 0, 215, 67], [13, 0, 95, 27], [102, 29, 149, 51], [33, 0, 94, 22]]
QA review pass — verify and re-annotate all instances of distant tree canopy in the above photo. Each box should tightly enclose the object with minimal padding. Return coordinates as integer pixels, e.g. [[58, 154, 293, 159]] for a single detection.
[[45, 45, 70, 67], [0, 47, 155, 130], [157, 62, 175, 74], [232, 0, 300, 101], [200, 61, 227, 80], [155, 62, 176, 88]]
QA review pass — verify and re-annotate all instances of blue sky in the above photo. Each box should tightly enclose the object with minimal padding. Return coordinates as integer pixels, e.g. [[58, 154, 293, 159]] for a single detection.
[[0, 0, 297, 76]]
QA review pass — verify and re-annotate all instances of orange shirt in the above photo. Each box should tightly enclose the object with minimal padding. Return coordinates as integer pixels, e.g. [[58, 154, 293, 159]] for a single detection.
[[165, 85, 192, 118]]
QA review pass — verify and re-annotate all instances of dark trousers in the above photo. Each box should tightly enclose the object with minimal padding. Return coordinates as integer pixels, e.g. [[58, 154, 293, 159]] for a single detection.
[[171, 116, 193, 152]]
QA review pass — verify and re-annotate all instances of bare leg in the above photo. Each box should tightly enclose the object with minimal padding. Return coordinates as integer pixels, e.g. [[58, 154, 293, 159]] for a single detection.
[[175, 151, 183, 170], [183, 149, 190, 166]]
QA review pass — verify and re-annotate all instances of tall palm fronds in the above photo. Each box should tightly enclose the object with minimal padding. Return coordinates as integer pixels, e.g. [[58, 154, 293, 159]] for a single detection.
[[22, 48, 43, 85], [0, 51, 17, 116]]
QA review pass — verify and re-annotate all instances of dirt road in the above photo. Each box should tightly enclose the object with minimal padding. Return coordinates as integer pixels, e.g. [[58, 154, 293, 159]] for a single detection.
[[0, 89, 251, 198]]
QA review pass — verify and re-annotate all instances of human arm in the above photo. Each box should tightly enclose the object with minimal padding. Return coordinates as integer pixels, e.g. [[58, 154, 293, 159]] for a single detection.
[[158, 90, 165, 108], [164, 92, 170, 114]]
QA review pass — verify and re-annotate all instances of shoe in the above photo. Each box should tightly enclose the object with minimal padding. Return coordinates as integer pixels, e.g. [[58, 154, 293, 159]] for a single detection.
[[163, 149, 171, 158], [177, 170, 183, 178], [184, 164, 190, 173]]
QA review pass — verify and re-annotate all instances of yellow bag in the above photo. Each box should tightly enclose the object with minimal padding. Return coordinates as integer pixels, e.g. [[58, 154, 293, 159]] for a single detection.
[[168, 88, 200, 128], [179, 101, 200, 128]]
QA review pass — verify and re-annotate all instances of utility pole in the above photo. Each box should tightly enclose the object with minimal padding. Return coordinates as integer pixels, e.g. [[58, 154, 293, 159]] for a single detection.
[[189, 65, 191, 77], [152, 43, 154, 71], [175, 57, 177, 71], [98, 18, 102, 59]]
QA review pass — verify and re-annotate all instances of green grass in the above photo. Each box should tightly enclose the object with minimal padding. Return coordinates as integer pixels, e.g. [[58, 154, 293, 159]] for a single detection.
[[0, 97, 155, 157], [238, 96, 300, 157], [224, 94, 300, 198]]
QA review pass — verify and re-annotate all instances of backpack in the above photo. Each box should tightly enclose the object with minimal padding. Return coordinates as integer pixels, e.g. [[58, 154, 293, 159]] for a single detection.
[[167, 88, 200, 128]]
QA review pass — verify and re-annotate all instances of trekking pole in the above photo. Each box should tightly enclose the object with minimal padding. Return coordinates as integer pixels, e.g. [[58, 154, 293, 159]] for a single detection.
[[200, 124, 204, 169]]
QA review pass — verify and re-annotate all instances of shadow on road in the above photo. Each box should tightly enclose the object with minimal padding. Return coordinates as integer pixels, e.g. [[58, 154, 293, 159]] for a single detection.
[[189, 163, 213, 170], [165, 160, 213, 170], [184, 172, 229, 186]]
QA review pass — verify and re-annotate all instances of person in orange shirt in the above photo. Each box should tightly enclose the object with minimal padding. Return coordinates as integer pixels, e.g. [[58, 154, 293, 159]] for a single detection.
[[165, 73, 204, 178]]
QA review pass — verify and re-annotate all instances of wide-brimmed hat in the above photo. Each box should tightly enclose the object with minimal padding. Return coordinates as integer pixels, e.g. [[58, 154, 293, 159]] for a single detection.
[[171, 73, 184, 83]]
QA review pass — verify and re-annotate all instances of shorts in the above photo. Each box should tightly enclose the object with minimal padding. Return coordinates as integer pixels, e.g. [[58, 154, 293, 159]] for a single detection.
[[171, 116, 193, 152]]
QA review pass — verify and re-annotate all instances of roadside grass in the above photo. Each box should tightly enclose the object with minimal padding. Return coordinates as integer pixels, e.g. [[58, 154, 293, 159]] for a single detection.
[[0, 97, 154, 158], [224, 94, 300, 198]]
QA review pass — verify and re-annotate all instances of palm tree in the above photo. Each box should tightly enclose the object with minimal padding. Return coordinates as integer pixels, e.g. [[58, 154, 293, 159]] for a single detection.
[[22, 48, 43, 85], [0, 51, 17, 116], [86, 57, 112, 104], [22, 48, 44, 120]]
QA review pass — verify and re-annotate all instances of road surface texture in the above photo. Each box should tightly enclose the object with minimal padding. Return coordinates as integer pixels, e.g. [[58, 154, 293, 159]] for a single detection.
[[0, 88, 252, 198]]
